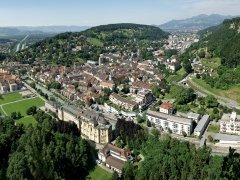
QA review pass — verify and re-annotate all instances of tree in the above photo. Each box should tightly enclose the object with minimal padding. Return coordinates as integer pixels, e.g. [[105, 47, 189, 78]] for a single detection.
[[182, 131, 187, 137], [136, 116, 144, 124], [208, 135, 214, 142], [152, 84, 161, 98], [147, 120, 151, 127], [17, 112, 22, 119], [205, 95, 219, 108], [11, 112, 17, 120], [182, 60, 192, 73], [26, 106, 37, 115], [122, 162, 135, 180], [111, 171, 119, 180]]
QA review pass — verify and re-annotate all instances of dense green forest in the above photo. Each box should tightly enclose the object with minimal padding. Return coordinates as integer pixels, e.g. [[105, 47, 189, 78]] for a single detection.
[[9, 23, 169, 65], [0, 110, 92, 179], [180, 17, 240, 89]]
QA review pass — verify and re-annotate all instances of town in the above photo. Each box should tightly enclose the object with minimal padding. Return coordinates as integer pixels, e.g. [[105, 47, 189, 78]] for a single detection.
[[0, 28, 239, 177]]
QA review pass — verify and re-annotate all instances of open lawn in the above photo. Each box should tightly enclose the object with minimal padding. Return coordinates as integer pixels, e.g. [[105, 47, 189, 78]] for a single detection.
[[191, 78, 240, 103], [207, 124, 220, 133], [0, 92, 22, 105], [16, 116, 37, 126], [167, 68, 187, 83], [87, 166, 111, 180], [3, 97, 44, 116], [201, 57, 221, 69], [2, 97, 44, 126], [87, 38, 104, 47]]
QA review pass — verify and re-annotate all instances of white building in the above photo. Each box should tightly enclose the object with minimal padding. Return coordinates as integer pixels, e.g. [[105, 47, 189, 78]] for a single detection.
[[188, 112, 201, 123], [194, 115, 210, 137], [147, 110, 193, 136], [220, 112, 240, 135]]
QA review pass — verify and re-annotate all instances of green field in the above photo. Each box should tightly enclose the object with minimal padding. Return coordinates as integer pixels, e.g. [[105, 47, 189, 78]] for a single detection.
[[207, 124, 220, 133], [191, 78, 240, 103], [0, 92, 23, 105], [2, 97, 44, 126], [87, 166, 111, 180], [87, 38, 104, 47], [201, 57, 221, 69], [167, 68, 187, 83], [16, 116, 38, 126]]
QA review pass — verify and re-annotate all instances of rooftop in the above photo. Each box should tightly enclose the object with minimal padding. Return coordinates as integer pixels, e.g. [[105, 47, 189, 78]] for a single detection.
[[214, 133, 240, 142], [147, 110, 192, 125], [194, 115, 210, 132]]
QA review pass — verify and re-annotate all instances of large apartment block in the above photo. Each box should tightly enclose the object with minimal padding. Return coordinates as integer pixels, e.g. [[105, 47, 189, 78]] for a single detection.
[[147, 110, 193, 136], [220, 112, 240, 135]]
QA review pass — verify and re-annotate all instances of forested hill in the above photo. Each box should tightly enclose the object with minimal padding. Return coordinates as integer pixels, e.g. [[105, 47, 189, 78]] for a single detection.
[[83, 23, 169, 40], [10, 23, 169, 65], [198, 17, 240, 67]]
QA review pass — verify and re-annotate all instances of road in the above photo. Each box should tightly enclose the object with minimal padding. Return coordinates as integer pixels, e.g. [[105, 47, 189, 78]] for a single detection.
[[16, 35, 29, 52], [188, 78, 239, 109], [176, 73, 239, 109]]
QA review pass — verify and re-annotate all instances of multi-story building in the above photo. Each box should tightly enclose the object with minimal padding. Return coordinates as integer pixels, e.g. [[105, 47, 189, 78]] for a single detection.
[[220, 112, 240, 135], [58, 105, 80, 128], [194, 115, 210, 137], [54, 104, 112, 144], [147, 110, 193, 136], [45, 101, 58, 113], [109, 93, 138, 111], [98, 143, 131, 174], [80, 110, 112, 144]]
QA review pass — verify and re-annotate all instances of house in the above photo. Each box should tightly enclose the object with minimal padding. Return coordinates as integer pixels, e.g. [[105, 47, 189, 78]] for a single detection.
[[130, 82, 153, 93], [220, 112, 240, 135], [109, 93, 138, 111], [98, 143, 131, 174], [194, 115, 210, 137], [147, 110, 193, 136], [160, 102, 174, 115], [100, 80, 115, 90]]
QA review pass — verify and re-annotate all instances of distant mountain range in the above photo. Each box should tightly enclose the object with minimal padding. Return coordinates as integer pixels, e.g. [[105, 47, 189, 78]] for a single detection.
[[0, 26, 90, 37], [159, 14, 234, 31]]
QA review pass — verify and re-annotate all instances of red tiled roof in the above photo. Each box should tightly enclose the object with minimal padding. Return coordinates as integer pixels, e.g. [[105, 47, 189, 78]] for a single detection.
[[160, 102, 173, 110]]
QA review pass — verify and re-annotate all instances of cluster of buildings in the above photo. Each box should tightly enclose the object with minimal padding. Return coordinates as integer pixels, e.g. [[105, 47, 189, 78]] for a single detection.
[[0, 66, 22, 93], [147, 102, 211, 137]]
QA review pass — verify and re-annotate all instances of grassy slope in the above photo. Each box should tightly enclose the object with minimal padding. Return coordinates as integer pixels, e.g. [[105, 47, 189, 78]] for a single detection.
[[191, 78, 240, 103], [87, 37, 104, 47], [0, 92, 23, 105], [167, 68, 187, 83], [87, 166, 111, 180]]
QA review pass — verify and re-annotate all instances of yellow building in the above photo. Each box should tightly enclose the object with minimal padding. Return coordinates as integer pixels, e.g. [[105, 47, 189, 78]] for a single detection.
[[80, 110, 112, 144], [53, 103, 112, 144]]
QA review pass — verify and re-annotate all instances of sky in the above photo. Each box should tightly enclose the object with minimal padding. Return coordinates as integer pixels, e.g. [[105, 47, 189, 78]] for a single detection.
[[0, 0, 240, 26]]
